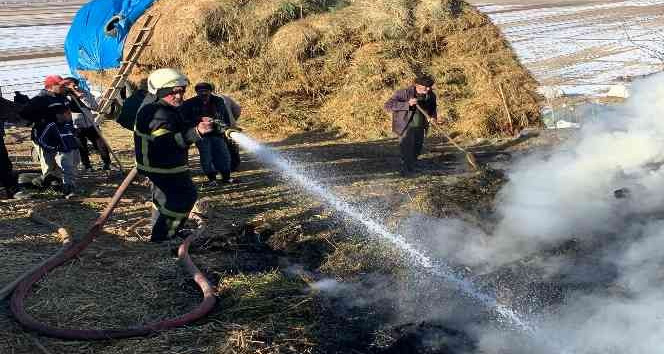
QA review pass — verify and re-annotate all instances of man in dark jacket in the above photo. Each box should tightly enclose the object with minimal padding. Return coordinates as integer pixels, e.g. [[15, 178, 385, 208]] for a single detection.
[[134, 69, 213, 242], [20, 75, 78, 187], [180, 82, 242, 187], [384, 75, 442, 176], [117, 78, 148, 131], [0, 97, 29, 199]]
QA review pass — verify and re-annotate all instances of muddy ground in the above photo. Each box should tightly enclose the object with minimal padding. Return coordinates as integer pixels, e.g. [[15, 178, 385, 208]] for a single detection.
[[0, 121, 583, 354]]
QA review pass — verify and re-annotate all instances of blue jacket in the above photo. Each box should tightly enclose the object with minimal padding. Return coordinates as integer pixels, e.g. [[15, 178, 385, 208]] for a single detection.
[[38, 121, 79, 153]]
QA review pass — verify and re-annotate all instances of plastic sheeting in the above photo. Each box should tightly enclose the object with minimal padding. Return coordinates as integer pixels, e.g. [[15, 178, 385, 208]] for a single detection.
[[64, 0, 155, 72]]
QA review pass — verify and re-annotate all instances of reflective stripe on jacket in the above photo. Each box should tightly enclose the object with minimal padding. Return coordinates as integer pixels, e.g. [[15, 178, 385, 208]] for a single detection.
[[134, 99, 200, 174]]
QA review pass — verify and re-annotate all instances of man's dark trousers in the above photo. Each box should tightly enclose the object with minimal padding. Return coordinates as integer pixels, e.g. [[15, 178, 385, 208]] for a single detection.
[[0, 138, 19, 198], [399, 126, 425, 173], [147, 171, 197, 242], [76, 127, 111, 168]]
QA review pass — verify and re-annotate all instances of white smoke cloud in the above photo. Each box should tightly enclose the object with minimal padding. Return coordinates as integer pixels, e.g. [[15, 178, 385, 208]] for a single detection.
[[233, 73, 664, 352], [409, 73, 664, 264], [406, 72, 664, 353]]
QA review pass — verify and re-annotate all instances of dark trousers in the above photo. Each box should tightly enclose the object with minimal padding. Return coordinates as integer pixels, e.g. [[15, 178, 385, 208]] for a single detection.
[[228, 138, 241, 172], [1, 138, 18, 198], [76, 127, 111, 167], [399, 127, 425, 172], [146, 171, 198, 242], [196, 135, 231, 181]]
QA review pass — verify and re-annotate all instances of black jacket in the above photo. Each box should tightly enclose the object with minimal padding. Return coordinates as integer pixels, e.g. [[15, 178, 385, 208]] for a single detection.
[[19, 90, 79, 143], [179, 94, 241, 136], [134, 98, 201, 174], [117, 89, 148, 131]]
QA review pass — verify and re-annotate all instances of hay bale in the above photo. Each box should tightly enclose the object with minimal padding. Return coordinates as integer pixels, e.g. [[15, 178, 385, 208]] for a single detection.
[[319, 43, 414, 139], [83, 0, 541, 140], [131, 0, 219, 67], [270, 22, 321, 62]]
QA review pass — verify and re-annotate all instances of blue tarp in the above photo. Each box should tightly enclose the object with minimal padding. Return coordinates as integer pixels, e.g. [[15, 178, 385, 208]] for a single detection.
[[64, 0, 155, 73]]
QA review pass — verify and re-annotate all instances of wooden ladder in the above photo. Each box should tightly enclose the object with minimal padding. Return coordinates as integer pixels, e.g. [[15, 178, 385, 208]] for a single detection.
[[97, 13, 159, 115], [91, 13, 159, 172]]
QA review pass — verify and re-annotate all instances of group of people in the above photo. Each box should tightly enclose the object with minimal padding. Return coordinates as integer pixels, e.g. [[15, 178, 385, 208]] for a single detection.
[[131, 69, 440, 242], [130, 68, 243, 242], [1, 75, 112, 199], [1, 67, 439, 244]]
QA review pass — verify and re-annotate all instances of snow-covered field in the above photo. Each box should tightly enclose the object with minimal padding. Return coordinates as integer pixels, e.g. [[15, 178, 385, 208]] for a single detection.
[[0, 57, 70, 97], [470, 0, 664, 96], [0, 0, 83, 98]]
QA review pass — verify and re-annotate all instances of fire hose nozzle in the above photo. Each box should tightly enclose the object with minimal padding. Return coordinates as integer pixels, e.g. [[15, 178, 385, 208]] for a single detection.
[[224, 126, 243, 140]]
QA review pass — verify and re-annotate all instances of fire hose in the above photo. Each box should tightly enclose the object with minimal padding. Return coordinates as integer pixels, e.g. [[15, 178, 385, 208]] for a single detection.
[[8, 167, 217, 340]]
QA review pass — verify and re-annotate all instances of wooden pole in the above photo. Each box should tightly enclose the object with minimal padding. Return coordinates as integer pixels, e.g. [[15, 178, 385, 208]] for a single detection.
[[415, 105, 479, 170], [498, 82, 514, 134]]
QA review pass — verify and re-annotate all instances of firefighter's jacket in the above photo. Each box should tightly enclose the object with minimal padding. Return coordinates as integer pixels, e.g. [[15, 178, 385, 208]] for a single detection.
[[134, 98, 201, 174]]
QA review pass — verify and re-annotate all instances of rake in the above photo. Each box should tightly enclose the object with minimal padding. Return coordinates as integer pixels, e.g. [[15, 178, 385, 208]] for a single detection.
[[415, 104, 479, 171]]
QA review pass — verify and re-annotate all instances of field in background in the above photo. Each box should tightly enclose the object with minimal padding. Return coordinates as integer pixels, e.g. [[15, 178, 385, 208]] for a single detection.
[[469, 0, 664, 97], [0, 0, 85, 97]]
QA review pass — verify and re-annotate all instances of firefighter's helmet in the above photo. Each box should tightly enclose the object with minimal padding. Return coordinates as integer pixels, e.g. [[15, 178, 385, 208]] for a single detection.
[[147, 68, 189, 95]]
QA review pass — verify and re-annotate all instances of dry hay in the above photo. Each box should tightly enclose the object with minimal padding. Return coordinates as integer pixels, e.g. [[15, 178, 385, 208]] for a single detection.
[[81, 0, 541, 140]]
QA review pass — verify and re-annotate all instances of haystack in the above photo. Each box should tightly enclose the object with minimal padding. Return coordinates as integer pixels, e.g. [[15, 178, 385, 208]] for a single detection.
[[85, 0, 541, 139]]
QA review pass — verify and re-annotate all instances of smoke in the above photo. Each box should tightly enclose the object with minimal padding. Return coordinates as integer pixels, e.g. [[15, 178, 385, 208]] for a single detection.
[[299, 73, 664, 352], [234, 74, 664, 352], [394, 72, 664, 353], [403, 73, 664, 264]]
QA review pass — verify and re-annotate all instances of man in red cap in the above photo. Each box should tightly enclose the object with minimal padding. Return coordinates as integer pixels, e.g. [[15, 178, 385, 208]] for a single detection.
[[20, 74, 81, 191], [43, 75, 64, 89]]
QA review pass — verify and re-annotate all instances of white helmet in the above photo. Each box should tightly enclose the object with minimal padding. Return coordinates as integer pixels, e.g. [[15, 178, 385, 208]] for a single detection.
[[147, 68, 189, 95]]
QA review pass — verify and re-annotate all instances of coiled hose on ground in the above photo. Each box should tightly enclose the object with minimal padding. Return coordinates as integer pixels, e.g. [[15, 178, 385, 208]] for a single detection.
[[8, 167, 217, 340]]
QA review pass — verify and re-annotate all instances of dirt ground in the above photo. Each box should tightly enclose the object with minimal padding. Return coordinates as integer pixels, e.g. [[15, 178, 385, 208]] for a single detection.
[[0, 120, 565, 354]]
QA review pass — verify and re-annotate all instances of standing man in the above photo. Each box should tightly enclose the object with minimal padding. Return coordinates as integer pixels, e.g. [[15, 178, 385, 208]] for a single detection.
[[384, 75, 441, 176], [0, 120, 24, 199], [134, 69, 214, 242], [61, 77, 112, 171], [180, 82, 242, 188], [0, 98, 28, 199]]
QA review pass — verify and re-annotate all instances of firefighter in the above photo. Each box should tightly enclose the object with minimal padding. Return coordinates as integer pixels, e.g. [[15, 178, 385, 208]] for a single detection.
[[134, 68, 214, 242]]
